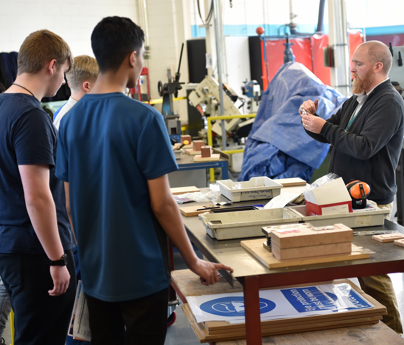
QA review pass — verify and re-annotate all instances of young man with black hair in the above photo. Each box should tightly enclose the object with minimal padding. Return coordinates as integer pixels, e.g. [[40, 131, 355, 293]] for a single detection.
[[0, 30, 76, 345], [56, 16, 233, 344]]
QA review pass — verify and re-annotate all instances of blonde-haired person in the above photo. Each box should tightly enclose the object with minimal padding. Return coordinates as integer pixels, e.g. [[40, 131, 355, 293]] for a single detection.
[[0, 30, 76, 345], [54, 55, 98, 130]]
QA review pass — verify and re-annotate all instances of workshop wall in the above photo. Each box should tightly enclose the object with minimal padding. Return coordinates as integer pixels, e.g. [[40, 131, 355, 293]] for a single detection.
[[0, 0, 138, 56]]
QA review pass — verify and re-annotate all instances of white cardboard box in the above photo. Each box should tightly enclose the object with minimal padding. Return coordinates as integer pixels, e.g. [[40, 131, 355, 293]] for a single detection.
[[304, 178, 352, 216]]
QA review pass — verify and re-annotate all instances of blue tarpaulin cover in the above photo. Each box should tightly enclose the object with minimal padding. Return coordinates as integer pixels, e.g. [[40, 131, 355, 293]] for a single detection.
[[239, 62, 347, 182]]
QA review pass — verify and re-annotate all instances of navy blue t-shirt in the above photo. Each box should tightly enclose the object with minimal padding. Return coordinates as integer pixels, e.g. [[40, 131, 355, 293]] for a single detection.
[[0, 93, 75, 254], [56, 93, 179, 302]]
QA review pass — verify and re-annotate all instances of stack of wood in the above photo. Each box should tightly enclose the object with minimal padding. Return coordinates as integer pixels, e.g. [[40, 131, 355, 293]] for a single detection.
[[173, 270, 387, 343], [268, 223, 353, 261]]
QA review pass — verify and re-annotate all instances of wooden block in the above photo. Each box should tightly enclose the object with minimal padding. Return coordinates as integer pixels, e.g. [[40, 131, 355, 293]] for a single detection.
[[275, 177, 307, 187], [193, 140, 205, 151], [269, 223, 353, 249], [170, 186, 200, 195], [184, 148, 201, 155], [193, 154, 220, 162], [201, 146, 212, 158], [241, 239, 369, 269], [271, 242, 352, 261], [372, 233, 404, 242], [394, 238, 404, 247], [181, 135, 192, 144]]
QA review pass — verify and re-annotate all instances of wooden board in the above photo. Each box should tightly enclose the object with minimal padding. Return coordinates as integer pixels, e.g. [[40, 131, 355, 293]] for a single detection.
[[194, 154, 221, 162], [172, 270, 243, 297], [241, 239, 370, 268], [275, 177, 307, 187], [372, 233, 404, 242], [180, 205, 215, 217], [269, 223, 353, 249], [394, 238, 404, 247], [185, 148, 201, 155], [271, 241, 352, 261], [170, 186, 200, 195], [183, 303, 381, 343], [172, 271, 395, 344], [215, 322, 404, 345]]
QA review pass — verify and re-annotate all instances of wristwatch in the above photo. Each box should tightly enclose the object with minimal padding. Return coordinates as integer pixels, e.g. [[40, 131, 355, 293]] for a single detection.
[[49, 253, 68, 266]]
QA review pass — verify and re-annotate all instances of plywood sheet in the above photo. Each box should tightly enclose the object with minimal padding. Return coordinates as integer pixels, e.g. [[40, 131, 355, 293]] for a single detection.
[[185, 149, 201, 155], [170, 186, 200, 195], [193, 154, 221, 162], [180, 205, 215, 217], [275, 177, 307, 187], [183, 303, 381, 343], [372, 233, 404, 242], [215, 322, 404, 345], [241, 239, 369, 268]]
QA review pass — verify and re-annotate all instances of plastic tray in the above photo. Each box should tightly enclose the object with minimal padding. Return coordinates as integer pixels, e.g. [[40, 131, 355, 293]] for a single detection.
[[216, 177, 283, 202], [173, 149, 184, 160], [200, 208, 300, 240], [288, 205, 390, 228]]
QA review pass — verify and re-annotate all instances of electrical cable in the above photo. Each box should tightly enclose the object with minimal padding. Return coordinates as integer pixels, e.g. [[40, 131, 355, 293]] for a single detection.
[[197, 0, 213, 25]]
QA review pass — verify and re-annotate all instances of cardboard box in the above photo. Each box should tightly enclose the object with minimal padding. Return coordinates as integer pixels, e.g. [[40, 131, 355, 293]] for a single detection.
[[271, 241, 352, 260], [304, 178, 352, 216], [269, 223, 353, 249]]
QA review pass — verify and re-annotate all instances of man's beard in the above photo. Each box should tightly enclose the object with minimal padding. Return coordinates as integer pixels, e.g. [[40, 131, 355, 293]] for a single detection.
[[352, 70, 374, 94]]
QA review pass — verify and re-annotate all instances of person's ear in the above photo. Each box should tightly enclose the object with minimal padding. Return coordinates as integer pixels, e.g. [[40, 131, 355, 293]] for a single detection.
[[374, 61, 383, 74], [129, 51, 137, 67], [82, 81, 91, 92], [46, 59, 57, 75]]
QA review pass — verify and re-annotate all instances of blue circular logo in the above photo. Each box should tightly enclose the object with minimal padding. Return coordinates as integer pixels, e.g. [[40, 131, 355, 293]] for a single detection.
[[200, 297, 276, 317]]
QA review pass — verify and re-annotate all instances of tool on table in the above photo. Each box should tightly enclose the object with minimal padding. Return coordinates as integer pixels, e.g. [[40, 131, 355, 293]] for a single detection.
[[353, 230, 391, 236], [178, 140, 189, 149]]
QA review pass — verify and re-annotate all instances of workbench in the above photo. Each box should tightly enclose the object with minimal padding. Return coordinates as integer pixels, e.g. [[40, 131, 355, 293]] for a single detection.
[[174, 197, 404, 344], [169, 151, 229, 188]]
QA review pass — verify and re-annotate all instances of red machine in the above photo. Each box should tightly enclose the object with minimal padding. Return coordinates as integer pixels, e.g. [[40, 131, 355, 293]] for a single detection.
[[260, 32, 363, 90]]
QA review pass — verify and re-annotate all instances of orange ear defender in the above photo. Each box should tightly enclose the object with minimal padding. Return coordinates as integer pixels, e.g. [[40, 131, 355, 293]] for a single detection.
[[346, 180, 371, 209]]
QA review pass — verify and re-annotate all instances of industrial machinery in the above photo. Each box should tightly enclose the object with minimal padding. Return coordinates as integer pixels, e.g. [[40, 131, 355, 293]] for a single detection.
[[157, 43, 185, 142], [188, 75, 243, 136], [241, 80, 261, 113]]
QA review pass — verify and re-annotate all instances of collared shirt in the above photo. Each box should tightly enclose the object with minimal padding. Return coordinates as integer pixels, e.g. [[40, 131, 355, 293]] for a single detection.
[[345, 78, 389, 131]]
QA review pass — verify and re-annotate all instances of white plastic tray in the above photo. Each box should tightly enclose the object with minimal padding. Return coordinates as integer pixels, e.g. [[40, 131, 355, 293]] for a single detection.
[[216, 177, 283, 202], [288, 205, 389, 228], [200, 208, 300, 240], [173, 149, 184, 160]]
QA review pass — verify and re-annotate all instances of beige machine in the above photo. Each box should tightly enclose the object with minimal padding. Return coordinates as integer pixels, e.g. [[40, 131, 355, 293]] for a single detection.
[[188, 75, 242, 136]]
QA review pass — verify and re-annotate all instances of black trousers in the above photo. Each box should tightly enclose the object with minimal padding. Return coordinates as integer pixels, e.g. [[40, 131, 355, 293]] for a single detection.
[[0, 250, 76, 345], [86, 287, 169, 345]]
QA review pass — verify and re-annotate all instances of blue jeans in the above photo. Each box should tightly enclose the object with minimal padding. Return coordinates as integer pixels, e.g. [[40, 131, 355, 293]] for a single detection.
[[0, 277, 11, 337]]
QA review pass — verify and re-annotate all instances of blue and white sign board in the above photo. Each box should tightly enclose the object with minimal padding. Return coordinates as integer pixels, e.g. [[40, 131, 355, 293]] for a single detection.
[[188, 283, 373, 323]]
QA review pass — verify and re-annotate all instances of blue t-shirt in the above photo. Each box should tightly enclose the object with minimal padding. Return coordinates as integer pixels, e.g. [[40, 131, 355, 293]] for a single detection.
[[0, 93, 75, 254], [56, 93, 179, 302], [53, 105, 62, 121]]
